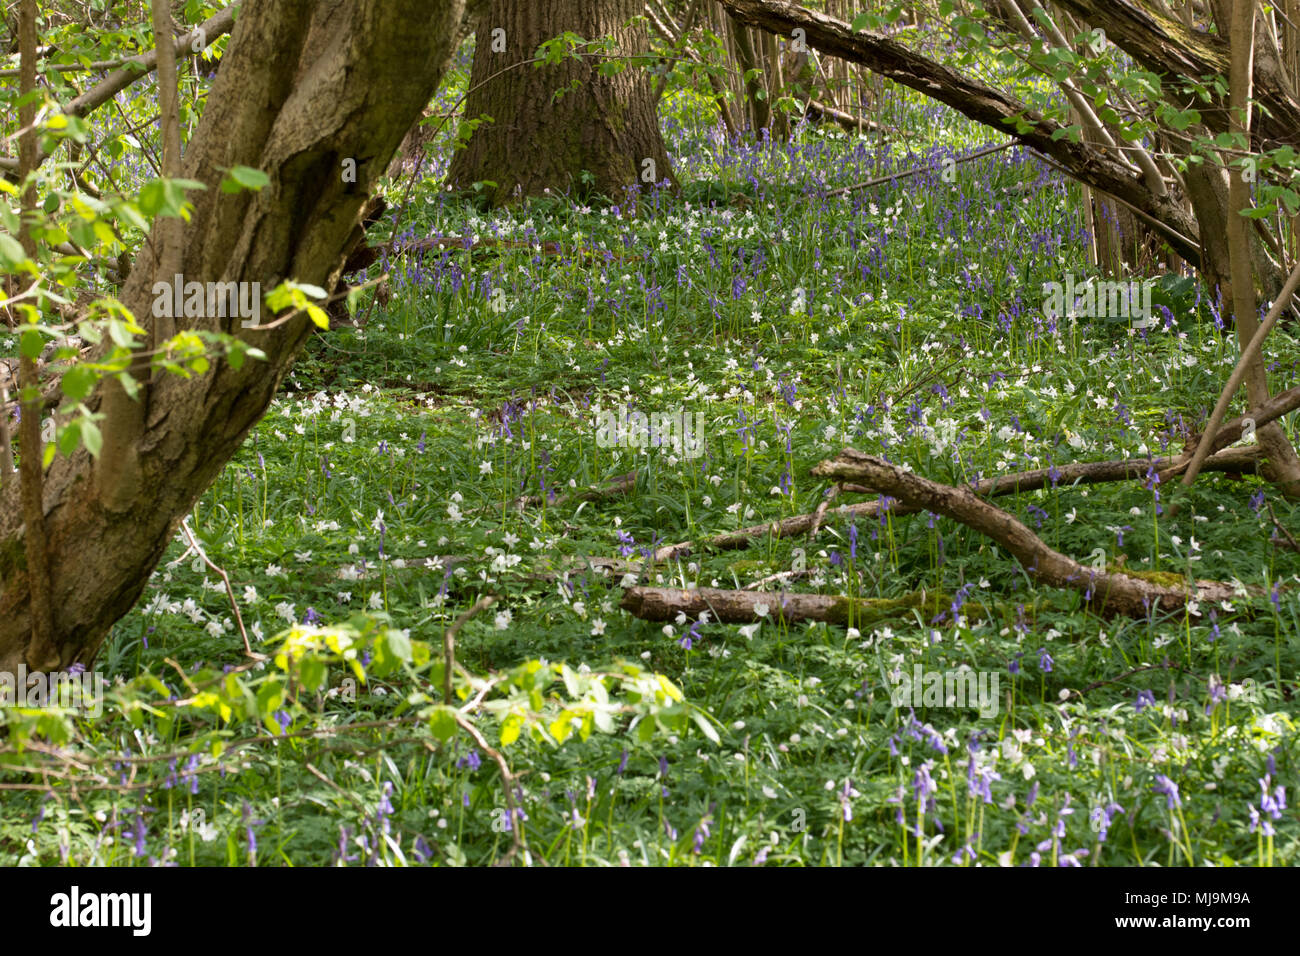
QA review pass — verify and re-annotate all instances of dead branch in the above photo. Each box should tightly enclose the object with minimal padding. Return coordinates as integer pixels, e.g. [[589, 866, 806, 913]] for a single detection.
[[824, 140, 1016, 197], [804, 97, 879, 133], [1178, 383, 1300, 463], [620, 583, 942, 625], [1164, 260, 1300, 500], [653, 446, 1265, 562], [811, 450, 1248, 617]]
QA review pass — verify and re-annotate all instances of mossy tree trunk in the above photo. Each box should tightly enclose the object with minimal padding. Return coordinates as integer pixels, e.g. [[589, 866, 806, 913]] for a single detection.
[[0, 0, 466, 672]]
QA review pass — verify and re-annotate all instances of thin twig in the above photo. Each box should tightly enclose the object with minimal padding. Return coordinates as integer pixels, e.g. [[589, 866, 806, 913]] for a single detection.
[[178, 518, 259, 659], [453, 711, 530, 866], [444, 595, 496, 705], [823, 141, 1017, 197], [1266, 502, 1300, 552]]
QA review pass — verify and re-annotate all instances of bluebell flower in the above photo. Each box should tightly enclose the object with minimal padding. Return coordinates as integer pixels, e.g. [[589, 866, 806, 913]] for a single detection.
[[1152, 774, 1181, 810]]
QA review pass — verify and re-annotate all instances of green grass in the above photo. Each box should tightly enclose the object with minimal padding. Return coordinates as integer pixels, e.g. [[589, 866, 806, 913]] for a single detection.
[[2, 87, 1297, 868]]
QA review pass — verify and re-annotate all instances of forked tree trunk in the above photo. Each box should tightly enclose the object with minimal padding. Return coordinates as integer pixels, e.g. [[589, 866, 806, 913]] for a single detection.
[[0, 0, 466, 672], [446, 0, 675, 205]]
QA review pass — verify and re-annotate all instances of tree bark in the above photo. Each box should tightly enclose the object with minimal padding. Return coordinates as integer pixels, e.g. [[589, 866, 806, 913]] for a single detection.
[[1222, 0, 1300, 498], [0, 0, 466, 672], [446, 0, 675, 206]]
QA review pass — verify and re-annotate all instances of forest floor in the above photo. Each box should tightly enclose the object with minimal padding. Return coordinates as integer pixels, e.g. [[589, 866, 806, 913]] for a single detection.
[[6, 90, 1297, 867]]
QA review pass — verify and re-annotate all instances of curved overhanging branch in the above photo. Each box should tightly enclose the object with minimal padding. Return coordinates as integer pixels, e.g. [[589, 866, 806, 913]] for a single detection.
[[715, 0, 1202, 263]]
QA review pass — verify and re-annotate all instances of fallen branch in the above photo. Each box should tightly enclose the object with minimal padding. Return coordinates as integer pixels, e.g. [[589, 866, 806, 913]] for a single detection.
[[620, 584, 945, 625], [653, 446, 1265, 562], [1175, 384, 1300, 465], [810, 450, 1246, 617], [716, 0, 1201, 261]]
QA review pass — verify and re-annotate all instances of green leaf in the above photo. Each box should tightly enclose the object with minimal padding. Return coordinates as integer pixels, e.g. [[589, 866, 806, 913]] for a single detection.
[[691, 707, 720, 744], [138, 179, 167, 217], [57, 421, 81, 458], [385, 628, 412, 662], [561, 664, 580, 697], [636, 715, 655, 743], [299, 656, 326, 692], [220, 165, 270, 193], [549, 711, 574, 744], [0, 233, 26, 269], [60, 364, 98, 401], [117, 371, 140, 401], [20, 328, 44, 359], [307, 304, 330, 330], [500, 710, 524, 746], [107, 318, 138, 348], [138, 178, 202, 219], [428, 705, 457, 741], [80, 420, 102, 458]]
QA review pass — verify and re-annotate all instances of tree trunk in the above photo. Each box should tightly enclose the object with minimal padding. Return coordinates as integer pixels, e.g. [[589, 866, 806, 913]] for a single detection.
[[1223, 0, 1300, 498], [0, 0, 466, 673], [446, 0, 675, 206]]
